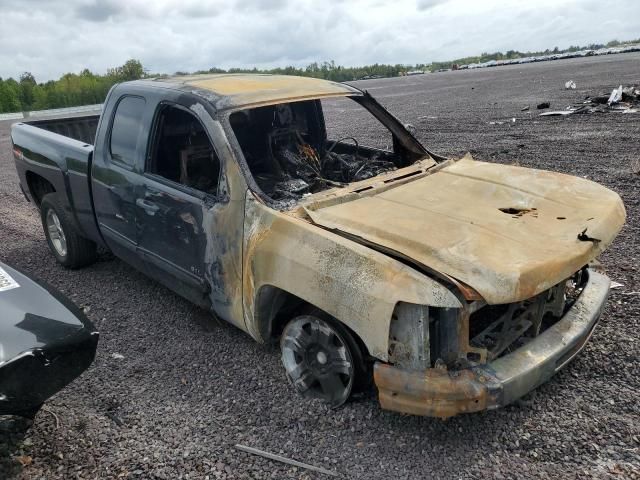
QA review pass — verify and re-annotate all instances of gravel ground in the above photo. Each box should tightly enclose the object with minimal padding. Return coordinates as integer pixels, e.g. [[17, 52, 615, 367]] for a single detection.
[[0, 53, 639, 479]]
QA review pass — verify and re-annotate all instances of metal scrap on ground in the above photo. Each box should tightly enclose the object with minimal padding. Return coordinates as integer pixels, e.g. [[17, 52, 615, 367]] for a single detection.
[[608, 85, 623, 104], [540, 84, 640, 116], [235, 444, 339, 477]]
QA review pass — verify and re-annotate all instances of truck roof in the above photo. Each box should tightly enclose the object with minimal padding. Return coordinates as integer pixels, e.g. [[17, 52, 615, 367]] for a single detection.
[[139, 74, 362, 110]]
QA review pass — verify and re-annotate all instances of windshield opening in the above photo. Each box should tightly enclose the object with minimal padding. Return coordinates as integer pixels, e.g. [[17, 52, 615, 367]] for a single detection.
[[229, 96, 424, 207]]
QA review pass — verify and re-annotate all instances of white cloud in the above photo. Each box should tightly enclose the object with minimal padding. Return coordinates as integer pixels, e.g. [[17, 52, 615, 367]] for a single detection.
[[416, 0, 449, 11], [0, 0, 638, 81]]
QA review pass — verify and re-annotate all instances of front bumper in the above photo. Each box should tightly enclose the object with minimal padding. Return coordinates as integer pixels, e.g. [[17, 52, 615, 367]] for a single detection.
[[374, 268, 610, 418]]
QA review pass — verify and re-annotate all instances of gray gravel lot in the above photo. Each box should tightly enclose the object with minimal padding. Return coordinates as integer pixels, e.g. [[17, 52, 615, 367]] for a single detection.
[[1, 53, 639, 479]]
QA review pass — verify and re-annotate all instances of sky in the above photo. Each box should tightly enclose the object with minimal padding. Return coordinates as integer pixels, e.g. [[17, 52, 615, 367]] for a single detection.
[[0, 0, 638, 81]]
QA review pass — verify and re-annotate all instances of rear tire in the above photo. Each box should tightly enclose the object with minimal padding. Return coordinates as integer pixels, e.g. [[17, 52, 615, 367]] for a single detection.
[[40, 193, 97, 269]]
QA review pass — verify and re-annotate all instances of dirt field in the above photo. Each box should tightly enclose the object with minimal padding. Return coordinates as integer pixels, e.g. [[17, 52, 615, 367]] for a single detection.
[[1, 52, 638, 479]]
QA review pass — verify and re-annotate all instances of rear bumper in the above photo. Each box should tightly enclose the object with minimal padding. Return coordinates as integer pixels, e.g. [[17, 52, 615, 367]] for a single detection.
[[374, 269, 610, 418]]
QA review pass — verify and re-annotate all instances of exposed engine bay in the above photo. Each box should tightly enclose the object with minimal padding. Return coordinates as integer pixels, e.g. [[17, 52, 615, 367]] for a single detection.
[[229, 98, 417, 205]]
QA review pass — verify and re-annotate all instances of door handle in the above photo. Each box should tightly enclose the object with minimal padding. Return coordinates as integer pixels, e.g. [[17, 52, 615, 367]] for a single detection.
[[136, 198, 159, 214]]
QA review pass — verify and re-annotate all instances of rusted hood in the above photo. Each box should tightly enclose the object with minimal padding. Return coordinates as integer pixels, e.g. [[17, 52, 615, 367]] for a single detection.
[[303, 155, 626, 304]]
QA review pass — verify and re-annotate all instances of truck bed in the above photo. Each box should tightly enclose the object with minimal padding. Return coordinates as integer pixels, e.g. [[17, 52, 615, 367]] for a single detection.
[[11, 114, 102, 245], [25, 114, 100, 145]]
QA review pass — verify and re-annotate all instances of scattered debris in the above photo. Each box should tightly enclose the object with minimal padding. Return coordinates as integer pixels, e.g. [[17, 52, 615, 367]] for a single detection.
[[111, 353, 125, 360], [539, 110, 573, 116], [565, 80, 577, 89], [622, 85, 640, 101], [521, 105, 530, 111], [610, 281, 624, 290], [537, 102, 551, 109], [15, 455, 32, 467], [41, 406, 61, 429], [235, 444, 339, 477], [540, 84, 640, 117], [607, 85, 623, 104]]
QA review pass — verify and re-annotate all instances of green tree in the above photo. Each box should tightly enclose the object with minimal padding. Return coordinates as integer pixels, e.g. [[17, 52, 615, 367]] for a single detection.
[[108, 59, 144, 81], [0, 78, 22, 113], [19, 72, 37, 110]]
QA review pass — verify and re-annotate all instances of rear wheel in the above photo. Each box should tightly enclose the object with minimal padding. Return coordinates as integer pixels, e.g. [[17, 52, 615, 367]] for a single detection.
[[40, 193, 97, 268], [280, 314, 365, 407]]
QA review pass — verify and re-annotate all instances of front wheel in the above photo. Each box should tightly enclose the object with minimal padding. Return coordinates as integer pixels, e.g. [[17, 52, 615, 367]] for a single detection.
[[40, 193, 97, 269], [280, 314, 363, 407]]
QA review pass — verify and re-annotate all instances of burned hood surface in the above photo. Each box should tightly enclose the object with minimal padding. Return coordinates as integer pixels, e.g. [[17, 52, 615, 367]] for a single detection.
[[303, 156, 626, 304]]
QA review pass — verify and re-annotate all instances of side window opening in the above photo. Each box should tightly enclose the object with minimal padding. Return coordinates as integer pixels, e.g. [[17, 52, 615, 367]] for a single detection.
[[322, 96, 393, 152], [110, 96, 146, 167], [147, 105, 221, 196], [229, 97, 408, 205]]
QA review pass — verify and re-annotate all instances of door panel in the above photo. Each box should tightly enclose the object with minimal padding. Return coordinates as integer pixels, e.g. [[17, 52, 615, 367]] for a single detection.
[[136, 102, 224, 309], [136, 176, 210, 307], [92, 95, 147, 266]]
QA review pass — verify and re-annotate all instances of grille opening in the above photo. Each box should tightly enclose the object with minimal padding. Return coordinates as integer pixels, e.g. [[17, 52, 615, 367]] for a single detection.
[[468, 269, 587, 362]]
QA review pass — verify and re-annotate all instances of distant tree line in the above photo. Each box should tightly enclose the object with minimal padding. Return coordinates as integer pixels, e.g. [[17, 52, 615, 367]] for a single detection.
[[1, 38, 638, 114], [0, 59, 144, 114], [183, 60, 418, 83]]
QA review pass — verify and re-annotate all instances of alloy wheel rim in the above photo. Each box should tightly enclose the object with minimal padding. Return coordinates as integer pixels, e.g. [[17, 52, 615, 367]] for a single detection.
[[46, 209, 67, 257], [281, 316, 354, 407]]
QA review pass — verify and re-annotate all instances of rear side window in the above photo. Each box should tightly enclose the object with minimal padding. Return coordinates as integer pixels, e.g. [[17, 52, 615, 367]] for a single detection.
[[110, 96, 146, 167]]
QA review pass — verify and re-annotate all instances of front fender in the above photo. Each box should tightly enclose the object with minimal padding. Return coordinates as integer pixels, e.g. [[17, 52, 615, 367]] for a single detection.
[[242, 195, 461, 360]]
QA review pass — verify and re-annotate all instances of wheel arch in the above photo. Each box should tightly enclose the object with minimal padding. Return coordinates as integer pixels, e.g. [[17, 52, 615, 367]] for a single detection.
[[26, 171, 56, 207], [253, 284, 304, 341], [253, 284, 372, 357]]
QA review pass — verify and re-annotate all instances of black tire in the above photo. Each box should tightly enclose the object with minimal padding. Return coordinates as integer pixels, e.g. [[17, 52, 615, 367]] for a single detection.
[[307, 308, 372, 393], [280, 311, 370, 407], [40, 193, 97, 269]]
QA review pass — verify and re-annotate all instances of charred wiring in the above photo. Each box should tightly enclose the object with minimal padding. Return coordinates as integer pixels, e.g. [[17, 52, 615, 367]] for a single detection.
[[269, 134, 397, 200]]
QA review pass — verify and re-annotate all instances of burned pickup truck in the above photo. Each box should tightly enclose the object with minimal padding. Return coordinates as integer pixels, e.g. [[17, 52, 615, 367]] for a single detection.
[[11, 74, 625, 417]]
